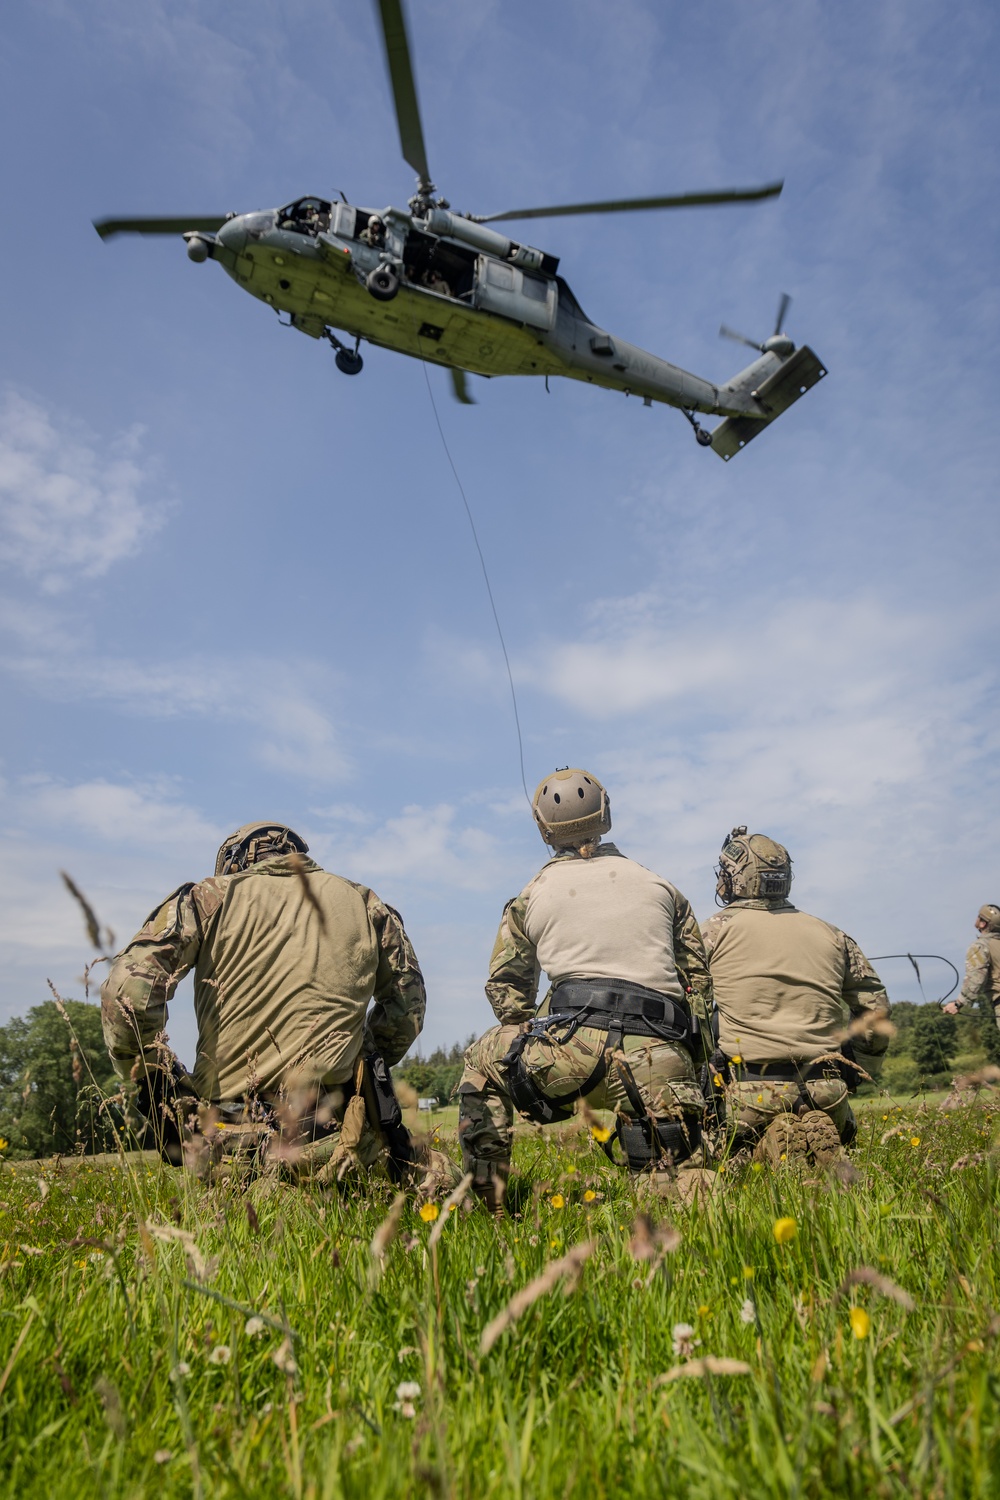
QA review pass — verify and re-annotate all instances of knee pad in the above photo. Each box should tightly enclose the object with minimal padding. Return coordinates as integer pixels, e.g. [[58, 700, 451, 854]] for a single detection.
[[615, 1113, 701, 1173]]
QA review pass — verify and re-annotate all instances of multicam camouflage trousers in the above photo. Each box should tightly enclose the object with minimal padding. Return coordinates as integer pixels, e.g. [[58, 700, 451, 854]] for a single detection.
[[724, 1069, 854, 1154], [458, 1022, 704, 1196]]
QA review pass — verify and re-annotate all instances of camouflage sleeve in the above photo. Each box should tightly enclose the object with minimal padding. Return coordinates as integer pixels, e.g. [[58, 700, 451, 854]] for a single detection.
[[672, 890, 713, 1026], [841, 933, 891, 1078], [484, 893, 539, 1024], [367, 894, 426, 1067], [100, 881, 222, 1086], [957, 938, 990, 1008]]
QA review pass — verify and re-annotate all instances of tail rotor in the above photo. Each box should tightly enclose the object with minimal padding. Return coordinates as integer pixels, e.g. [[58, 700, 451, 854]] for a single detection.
[[720, 292, 795, 358]]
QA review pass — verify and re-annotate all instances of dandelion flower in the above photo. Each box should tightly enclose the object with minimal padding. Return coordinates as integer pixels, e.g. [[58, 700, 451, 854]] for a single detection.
[[550, 1194, 565, 1209], [209, 1345, 231, 1365], [419, 1203, 439, 1223], [671, 1323, 701, 1358], [244, 1317, 266, 1338], [849, 1306, 871, 1340], [773, 1216, 797, 1245], [590, 1125, 611, 1143], [910, 1136, 921, 1148], [740, 1298, 756, 1324], [583, 1190, 597, 1203]]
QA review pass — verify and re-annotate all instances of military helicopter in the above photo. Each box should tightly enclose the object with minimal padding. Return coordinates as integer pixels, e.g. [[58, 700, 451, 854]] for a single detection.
[[94, 0, 826, 460]]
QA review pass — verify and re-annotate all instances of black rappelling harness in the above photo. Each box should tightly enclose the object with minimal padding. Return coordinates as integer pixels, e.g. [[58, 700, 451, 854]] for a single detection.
[[498, 977, 703, 1172]]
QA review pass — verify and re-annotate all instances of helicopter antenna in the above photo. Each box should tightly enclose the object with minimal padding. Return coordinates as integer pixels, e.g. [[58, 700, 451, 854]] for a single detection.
[[375, 0, 438, 213], [419, 361, 531, 806]]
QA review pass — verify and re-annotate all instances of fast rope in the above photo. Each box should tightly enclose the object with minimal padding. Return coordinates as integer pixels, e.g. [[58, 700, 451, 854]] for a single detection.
[[421, 360, 531, 805]]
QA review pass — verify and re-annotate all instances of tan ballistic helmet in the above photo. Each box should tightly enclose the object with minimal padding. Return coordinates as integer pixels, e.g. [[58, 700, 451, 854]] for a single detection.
[[532, 767, 611, 848], [215, 822, 309, 877], [716, 826, 792, 904], [977, 904, 1000, 933]]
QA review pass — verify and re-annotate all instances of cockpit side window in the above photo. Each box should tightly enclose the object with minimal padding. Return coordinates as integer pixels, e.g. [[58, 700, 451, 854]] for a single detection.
[[277, 197, 332, 236]]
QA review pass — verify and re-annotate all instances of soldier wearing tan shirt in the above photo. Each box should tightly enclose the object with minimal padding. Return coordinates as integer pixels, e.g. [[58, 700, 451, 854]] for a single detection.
[[102, 821, 425, 1175], [701, 828, 889, 1164], [458, 769, 712, 1209]]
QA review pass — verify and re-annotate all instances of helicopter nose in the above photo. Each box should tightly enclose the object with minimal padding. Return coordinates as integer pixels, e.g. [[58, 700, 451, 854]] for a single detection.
[[216, 215, 249, 252]]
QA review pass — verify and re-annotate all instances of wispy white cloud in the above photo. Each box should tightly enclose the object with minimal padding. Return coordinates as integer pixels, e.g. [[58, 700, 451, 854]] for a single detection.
[[0, 391, 165, 593]]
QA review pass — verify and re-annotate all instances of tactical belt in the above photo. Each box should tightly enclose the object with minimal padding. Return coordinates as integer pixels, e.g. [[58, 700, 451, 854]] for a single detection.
[[730, 1055, 857, 1094], [549, 978, 695, 1046]]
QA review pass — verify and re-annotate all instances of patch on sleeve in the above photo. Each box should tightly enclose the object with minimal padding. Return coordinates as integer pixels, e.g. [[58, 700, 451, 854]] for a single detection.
[[142, 883, 195, 938]]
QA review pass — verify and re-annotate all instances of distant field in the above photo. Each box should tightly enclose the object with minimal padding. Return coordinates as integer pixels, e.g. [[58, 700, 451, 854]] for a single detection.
[[1, 1099, 998, 1497]]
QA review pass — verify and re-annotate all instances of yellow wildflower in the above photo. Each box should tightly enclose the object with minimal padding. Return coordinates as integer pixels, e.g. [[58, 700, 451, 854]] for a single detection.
[[590, 1125, 611, 1143], [742, 1266, 754, 1279], [731, 1054, 743, 1065], [712, 1073, 724, 1089], [697, 1304, 710, 1318], [583, 1190, 597, 1203], [849, 1306, 871, 1340], [909, 1136, 921, 1147], [0, 1138, 7, 1153], [418, 1203, 439, 1223], [773, 1217, 797, 1245], [565, 1164, 577, 1175], [550, 1194, 565, 1209]]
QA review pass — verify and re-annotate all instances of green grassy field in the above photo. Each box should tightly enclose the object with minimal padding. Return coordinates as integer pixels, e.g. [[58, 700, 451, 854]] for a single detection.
[[1, 1099, 999, 1498]]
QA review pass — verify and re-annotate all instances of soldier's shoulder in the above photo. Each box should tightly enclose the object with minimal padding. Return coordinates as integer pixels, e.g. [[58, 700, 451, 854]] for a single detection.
[[137, 881, 201, 938]]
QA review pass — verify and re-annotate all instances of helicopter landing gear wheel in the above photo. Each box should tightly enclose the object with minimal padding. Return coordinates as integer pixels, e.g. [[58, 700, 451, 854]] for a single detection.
[[335, 348, 364, 376], [366, 265, 400, 301]]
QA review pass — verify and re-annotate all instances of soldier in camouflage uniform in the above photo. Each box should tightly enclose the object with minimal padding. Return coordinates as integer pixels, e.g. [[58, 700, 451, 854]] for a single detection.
[[459, 769, 712, 1209], [942, 904, 1000, 1030], [101, 822, 425, 1178], [702, 828, 890, 1165]]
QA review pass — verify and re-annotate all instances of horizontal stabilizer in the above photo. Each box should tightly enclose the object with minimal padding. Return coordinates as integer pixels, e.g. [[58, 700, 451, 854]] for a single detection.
[[711, 345, 827, 460]]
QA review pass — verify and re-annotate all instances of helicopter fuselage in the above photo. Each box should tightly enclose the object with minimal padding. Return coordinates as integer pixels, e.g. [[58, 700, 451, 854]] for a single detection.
[[193, 197, 788, 423]]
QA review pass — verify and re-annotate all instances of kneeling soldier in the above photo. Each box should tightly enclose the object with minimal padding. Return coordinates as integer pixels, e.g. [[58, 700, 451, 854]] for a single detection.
[[101, 821, 425, 1180], [702, 828, 890, 1165], [459, 769, 711, 1209]]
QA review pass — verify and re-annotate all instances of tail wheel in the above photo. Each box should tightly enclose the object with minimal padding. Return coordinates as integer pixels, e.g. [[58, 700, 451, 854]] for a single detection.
[[335, 349, 364, 376], [366, 265, 400, 301]]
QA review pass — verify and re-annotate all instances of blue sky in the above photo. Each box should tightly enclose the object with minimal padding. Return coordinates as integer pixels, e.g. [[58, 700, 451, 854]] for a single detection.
[[1, 0, 997, 1062]]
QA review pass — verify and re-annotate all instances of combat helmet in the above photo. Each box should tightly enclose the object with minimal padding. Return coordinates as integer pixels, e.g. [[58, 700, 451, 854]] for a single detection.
[[978, 904, 1000, 933], [716, 826, 792, 904], [215, 822, 309, 877], [532, 768, 611, 849]]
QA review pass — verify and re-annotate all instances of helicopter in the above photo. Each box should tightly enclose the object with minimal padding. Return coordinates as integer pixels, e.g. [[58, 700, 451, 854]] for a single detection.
[[94, 0, 826, 460]]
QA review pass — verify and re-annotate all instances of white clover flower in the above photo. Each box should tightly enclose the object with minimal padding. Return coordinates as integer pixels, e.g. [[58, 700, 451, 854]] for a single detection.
[[395, 1381, 421, 1402], [209, 1345, 231, 1365], [244, 1316, 266, 1338], [740, 1298, 757, 1325], [169, 1362, 191, 1381], [671, 1323, 701, 1358]]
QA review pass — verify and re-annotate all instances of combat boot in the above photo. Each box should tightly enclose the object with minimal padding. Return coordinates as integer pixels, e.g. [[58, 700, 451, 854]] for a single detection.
[[752, 1114, 810, 1167], [799, 1109, 848, 1167]]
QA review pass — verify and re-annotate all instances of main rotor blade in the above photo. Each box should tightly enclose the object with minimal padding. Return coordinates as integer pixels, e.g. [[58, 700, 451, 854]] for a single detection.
[[375, 0, 432, 190], [474, 181, 783, 224], [774, 291, 792, 335], [719, 325, 764, 352], [94, 215, 228, 240]]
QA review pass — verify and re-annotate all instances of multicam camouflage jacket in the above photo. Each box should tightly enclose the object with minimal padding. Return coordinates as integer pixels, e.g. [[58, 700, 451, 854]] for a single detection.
[[485, 843, 713, 1026], [956, 932, 1000, 1010], [101, 854, 425, 1102]]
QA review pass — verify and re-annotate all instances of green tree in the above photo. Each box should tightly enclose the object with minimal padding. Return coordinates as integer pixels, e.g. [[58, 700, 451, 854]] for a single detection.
[[0, 1000, 120, 1160], [909, 1007, 959, 1077], [394, 1039, 473, 1106]]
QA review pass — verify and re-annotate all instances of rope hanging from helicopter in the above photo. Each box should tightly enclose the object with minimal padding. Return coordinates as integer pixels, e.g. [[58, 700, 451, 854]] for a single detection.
[[416, 336, 531, 806]]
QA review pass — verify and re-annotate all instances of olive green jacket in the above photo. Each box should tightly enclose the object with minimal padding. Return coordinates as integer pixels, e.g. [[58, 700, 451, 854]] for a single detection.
[[956, 932, 1000, 1010], [101, 855, 425, 1101]]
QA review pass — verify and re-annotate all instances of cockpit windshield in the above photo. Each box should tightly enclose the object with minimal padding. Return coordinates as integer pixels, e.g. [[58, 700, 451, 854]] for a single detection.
[[276, 197, 332, 236]]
